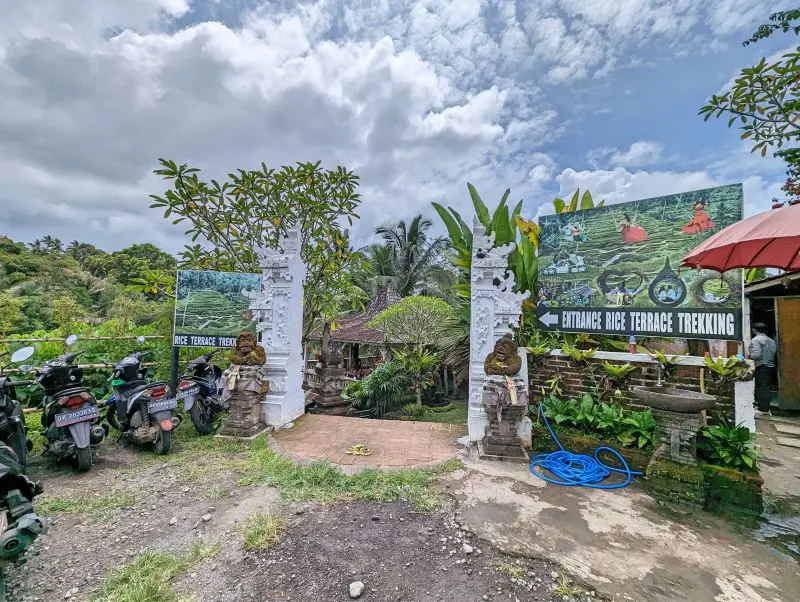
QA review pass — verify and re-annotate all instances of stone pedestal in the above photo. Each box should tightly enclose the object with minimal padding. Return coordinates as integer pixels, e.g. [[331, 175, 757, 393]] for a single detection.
[[308, 333, 350, 415], [651, 408, 703, 466], [478, 376, 528, 461], [645, 408, 706, 506], [218, 366, 269, 438]]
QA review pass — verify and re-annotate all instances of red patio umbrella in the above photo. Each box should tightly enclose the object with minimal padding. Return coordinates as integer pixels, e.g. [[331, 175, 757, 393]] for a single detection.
[[681, 203, 800, 272]]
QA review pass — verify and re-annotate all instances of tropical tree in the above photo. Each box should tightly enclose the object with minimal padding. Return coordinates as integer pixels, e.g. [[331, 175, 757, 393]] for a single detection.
[[127, 269, 176, 300], [700, 11, 799, 202], [374, 215, 447, 297], [148, 158, 364, 340], [394, 348, 440, 406], [0, 292, 23, 338], [66, 241, 104, 266], [369, 296, 454, 348]]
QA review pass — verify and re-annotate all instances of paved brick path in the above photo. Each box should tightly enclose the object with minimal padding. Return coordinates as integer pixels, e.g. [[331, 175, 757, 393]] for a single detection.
[[272, 414, 468, 469]]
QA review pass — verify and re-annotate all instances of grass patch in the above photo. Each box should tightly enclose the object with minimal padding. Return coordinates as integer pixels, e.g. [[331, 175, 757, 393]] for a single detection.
[[400, 400, 468, 424], [38, 489, 136, 516], [552, 573, 583, 598], [241, 513, 286, 551], [495, 561, 526, 580], [93, 539, 219, 602], [237, 437, 460, 511]]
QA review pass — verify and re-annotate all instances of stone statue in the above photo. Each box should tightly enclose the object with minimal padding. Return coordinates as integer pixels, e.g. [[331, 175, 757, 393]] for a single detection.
[[229, 330, 267, 366], [483, 333, 521, 376]]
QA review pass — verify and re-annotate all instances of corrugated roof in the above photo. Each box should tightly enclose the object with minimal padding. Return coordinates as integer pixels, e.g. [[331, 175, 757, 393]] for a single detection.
[[308, 286, 403, 344]]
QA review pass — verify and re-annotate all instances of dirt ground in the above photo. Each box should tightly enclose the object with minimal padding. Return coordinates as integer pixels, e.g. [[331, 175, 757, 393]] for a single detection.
[[5, 433, 597, 602]]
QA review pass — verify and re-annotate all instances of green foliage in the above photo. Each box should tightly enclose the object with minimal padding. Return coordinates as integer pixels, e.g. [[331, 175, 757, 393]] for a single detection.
[[148, 158, 364, 339], [701, 14, 799, 201], [241, 513, 286, 551], [343, 361, 411, 418], [552, 189, 604, 214], [93, 540, 219, 602], [0, 291, 24, 337], [649, 350, 680, 379], [703, 355, 752, 384], [743, 9, 800, 45], [369, 296, 454, 347], [400, 401, 467, 424], [240, 436, 460, 511], [437, 299, 470, 385], [394, 348, 440, 405], [699, 421, 760, 470], [601, 361, 637, 381], [539, 394, 656, 450], [621, 410, 657, 449], [0, 234, 175, 335], [372, 215, 449, 297], [561, 343, 596, 364]]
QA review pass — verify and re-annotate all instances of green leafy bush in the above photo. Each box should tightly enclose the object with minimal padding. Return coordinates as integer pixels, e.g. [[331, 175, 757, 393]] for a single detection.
[[539, 394, 656, 450], [343, 361, 411, 418], [698, 421, 760, 471]]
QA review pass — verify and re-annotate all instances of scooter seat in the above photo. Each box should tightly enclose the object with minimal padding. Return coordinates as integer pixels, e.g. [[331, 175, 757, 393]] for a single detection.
[[114, 380, 151, 400]]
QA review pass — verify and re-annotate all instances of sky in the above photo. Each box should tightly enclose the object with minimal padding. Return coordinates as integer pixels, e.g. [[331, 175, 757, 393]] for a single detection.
[[0, 0, 796, 254]]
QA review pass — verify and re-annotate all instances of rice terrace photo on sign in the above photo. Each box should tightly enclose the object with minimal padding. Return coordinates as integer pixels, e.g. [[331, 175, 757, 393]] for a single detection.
[[173, 269, 262, 347], [536, 184, 744, 340]]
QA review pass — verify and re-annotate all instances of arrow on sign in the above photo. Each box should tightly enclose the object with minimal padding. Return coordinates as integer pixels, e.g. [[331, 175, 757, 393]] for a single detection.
[[538, 311, 559, 328]]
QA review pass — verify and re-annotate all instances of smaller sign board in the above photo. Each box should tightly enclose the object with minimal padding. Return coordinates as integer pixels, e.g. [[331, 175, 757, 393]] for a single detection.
[[173, 270, 261, 348]]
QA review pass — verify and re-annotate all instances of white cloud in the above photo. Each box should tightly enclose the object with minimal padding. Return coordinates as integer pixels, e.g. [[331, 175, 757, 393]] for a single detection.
[[0, 0, 784, 252], [611, 141, 663, 167]]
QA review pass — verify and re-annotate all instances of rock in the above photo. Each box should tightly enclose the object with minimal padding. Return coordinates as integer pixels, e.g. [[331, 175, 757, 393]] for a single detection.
[[349, 581, 365, 599], [462, 543, 474, 554], [372, 516, 380, 521], [201, 514, 212, 523], [169, 517, 178, 526], [551, 571, 559, 579]]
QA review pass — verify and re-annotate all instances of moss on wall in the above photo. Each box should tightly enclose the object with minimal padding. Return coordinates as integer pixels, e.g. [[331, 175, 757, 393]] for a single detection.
[[702, 463, 764, 517]]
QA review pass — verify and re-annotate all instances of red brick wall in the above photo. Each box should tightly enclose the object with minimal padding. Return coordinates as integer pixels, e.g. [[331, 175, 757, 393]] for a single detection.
[[528, 353, 735, 421]]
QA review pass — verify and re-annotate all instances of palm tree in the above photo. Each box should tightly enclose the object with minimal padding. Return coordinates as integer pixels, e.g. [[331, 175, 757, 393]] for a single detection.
[[375, 215, 446, 297], [41, 235, 63, 255], [66, 241, 102, 265]]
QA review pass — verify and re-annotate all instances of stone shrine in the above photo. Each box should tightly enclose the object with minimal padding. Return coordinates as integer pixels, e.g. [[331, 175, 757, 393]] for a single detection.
[[306, 322, 350, 415]]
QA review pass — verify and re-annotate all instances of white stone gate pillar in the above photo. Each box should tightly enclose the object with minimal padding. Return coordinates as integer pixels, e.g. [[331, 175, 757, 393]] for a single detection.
[[468, 219, 530, 441], [249, 228, 306, 428]]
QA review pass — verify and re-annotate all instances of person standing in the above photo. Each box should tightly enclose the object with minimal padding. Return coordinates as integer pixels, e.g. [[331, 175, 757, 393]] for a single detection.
[[749, 323, 777, 415]]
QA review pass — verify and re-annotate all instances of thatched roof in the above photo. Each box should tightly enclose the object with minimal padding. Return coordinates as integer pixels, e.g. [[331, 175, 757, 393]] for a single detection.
[[308, 286, 402, 345]]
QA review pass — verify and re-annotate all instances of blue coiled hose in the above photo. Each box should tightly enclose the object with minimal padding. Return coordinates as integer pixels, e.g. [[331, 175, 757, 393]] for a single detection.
[[529, 403, 642, 489]]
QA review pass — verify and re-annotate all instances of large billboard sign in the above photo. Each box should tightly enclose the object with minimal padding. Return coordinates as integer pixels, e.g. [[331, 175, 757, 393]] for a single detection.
[[536, 184, 744, 340], [173, 270, 261, 347]]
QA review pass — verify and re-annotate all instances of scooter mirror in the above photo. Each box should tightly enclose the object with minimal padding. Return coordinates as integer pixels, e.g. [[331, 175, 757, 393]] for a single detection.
[[136, 335, 146, 344], [10, 346, 34, 363], [65, 334, 79, 346]]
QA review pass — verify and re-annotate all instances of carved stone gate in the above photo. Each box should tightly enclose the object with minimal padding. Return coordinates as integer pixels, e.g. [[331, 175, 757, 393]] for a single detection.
[[468, 219, 530, 441]]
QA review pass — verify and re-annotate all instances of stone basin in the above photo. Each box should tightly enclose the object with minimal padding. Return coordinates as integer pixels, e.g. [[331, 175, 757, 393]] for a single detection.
[[631, 386, 716, 413]]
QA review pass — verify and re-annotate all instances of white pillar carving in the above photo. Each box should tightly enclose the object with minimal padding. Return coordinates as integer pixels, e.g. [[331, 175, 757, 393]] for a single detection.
[[249, 228, 306, 428], [468, 218, 530, 441]]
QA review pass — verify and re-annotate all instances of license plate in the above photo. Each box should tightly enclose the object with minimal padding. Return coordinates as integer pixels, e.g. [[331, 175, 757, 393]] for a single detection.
[[55, 405, 99, 427], [175, 386, 200, 400], [148, 398, 177, 413]]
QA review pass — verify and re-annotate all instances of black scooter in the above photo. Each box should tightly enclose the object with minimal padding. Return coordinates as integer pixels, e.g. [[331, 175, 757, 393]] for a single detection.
[[177, 350, 225, 435], [0, 441, 47, 601], [33, 335, 106, 472], [0, 347, 36, 473], [104, 341, 179, 455]]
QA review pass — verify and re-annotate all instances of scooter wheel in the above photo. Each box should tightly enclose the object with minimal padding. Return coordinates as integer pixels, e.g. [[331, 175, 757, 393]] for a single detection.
[[76, 447, 92, 472], [154, 428, 172, 455]]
